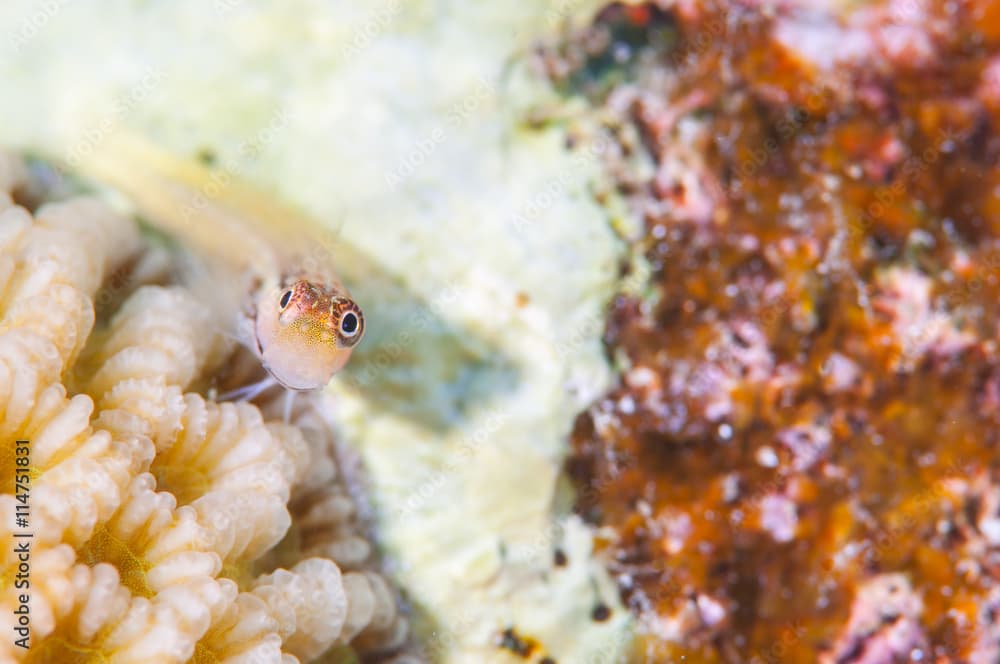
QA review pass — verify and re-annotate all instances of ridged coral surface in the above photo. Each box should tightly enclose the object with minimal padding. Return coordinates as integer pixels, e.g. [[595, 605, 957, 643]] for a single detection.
[[0, 158, 406, 663]]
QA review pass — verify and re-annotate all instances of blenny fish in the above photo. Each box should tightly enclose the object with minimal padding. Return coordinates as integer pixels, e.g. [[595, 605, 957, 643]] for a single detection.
[[76, 132, 365, 403]]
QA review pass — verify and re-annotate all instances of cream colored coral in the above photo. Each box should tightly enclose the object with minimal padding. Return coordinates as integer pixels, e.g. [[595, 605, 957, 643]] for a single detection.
[[256, 397, 410, 658], [0, 544, 234, 664], [154, 394, 309, 506], [196, 590, 288, 663], [82, 285, 227, 447], [0, 152, 407, 663], [342, 571, 409, 654], [272, 402, 374, 570], [251, 558, 349, 661], [4, 197, 141, 367], [1, 186, 150, 553]]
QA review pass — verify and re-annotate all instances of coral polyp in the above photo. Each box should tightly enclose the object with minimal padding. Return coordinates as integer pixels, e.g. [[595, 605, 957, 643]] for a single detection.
[[0, 155, 406, 663]]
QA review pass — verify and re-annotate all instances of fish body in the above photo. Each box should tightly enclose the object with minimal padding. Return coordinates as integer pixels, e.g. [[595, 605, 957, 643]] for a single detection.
[[76, 132, 365, 391], [254, 272, 364, 390]]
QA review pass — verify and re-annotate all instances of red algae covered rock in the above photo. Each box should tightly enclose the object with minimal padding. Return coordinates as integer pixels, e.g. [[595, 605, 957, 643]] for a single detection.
[[542, 0, 1000, 661]]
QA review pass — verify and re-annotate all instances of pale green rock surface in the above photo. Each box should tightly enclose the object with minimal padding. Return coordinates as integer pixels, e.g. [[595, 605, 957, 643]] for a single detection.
[[0, 1, 632, 661]]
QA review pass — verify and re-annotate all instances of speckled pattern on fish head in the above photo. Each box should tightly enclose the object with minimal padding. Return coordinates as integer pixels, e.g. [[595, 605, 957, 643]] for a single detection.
[[254, 275, 365, 391]]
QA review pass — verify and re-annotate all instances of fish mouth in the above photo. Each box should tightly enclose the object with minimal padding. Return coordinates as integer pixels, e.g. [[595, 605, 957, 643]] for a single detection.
[[263, 365, 318, 392], [274, 380, 312, 392]]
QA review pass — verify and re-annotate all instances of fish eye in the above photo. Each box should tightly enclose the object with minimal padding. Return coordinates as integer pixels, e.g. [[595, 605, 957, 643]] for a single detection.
[[340, 311, 360, 337], [279, 290, 292, 310]]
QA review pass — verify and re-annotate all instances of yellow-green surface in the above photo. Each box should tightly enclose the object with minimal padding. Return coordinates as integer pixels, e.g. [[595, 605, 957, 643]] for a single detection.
[[0, 1, 630, 661]]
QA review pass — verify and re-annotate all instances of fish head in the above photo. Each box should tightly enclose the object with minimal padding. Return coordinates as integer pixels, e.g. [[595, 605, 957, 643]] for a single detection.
[[254, 279, 364, 390]]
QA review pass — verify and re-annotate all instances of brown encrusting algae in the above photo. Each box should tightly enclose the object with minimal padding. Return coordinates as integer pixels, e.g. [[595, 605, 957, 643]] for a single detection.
[[546, 1, 1000, 662]]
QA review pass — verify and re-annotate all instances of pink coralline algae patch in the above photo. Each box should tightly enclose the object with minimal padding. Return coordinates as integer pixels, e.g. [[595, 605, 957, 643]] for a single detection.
[[821, 574, 927, 664]]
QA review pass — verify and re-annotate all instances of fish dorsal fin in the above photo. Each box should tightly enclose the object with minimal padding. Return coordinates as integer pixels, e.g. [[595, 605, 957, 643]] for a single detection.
[[73, 131, 344, 285]]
